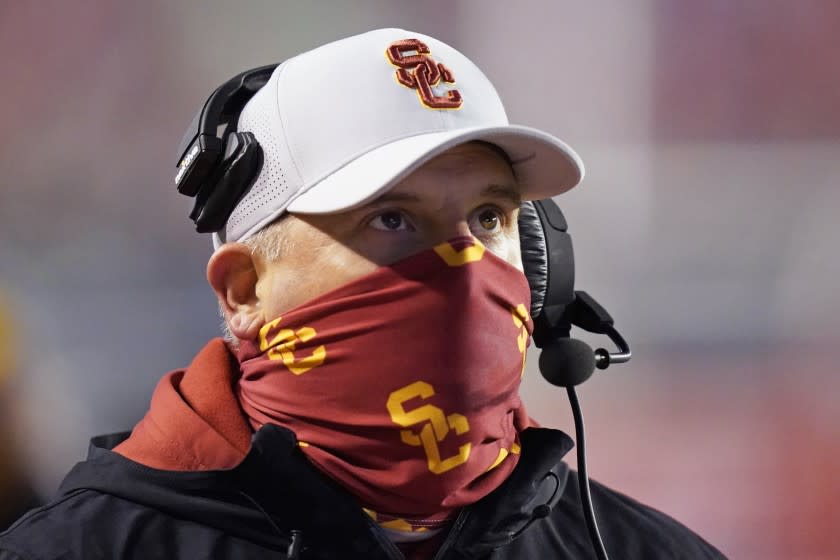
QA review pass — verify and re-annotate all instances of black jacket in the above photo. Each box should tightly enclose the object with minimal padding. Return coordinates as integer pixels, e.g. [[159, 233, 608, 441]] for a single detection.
[[0, 424, 725, 559]]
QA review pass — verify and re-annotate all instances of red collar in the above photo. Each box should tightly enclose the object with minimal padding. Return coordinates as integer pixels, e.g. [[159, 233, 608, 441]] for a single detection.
[[114, 339, 252, 470]]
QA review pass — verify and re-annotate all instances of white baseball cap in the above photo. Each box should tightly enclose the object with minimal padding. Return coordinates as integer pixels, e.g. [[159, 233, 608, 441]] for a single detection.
[[214, 28, 584, 248]]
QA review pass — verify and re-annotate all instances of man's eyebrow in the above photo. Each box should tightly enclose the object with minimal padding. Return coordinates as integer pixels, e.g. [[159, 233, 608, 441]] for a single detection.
[[481, 184, 521, 206]]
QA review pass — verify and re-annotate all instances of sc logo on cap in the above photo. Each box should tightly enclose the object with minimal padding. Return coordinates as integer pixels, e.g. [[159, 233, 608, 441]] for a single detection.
[[386, 39, 463, 110]]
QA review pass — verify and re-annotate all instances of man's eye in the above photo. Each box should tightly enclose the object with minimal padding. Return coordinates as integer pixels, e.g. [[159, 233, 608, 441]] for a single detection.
[[369, 211, 412, 231], [471, 208, 503, 233]]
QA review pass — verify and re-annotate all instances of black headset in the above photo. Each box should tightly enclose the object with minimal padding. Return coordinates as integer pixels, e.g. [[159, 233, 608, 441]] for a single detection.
[[175, 65, 632, 559], [174, 64, 629, 369], [180, 68, 571, 327], [174, 64, 277, 234]]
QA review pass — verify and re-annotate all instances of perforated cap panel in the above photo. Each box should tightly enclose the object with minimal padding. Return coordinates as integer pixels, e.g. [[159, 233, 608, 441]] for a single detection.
[[215, 62, 303, 248]]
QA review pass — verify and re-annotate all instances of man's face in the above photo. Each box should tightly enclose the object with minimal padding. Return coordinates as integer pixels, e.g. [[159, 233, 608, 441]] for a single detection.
[[218, 142, 523, 331]]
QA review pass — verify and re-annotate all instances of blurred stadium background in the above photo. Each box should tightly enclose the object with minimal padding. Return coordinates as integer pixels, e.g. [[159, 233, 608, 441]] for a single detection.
[[1, 1, 838, 556]]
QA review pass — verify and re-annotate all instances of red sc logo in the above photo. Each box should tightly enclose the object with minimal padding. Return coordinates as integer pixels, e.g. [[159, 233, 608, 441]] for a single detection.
[[386, 39, 463, 110]]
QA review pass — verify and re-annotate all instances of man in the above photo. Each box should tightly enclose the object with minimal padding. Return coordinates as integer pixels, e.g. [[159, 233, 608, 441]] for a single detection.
[[0, 29, 724, 559]]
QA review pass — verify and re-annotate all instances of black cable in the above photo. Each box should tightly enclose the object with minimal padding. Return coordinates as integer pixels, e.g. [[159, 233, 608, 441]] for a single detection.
[[238, 491, 303, 559], [567, 386, 609, 560]]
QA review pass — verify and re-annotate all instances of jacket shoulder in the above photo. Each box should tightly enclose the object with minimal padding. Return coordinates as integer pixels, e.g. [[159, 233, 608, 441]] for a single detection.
[[567, 471, 726, 559], [0, 487, 274, 560], [0, 489, 91, 560]]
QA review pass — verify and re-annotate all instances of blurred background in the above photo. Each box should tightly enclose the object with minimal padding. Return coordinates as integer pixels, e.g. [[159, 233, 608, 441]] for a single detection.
[[1, 0, 838, 556]]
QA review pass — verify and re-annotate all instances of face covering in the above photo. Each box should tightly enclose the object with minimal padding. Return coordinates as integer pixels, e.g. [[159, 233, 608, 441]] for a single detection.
[[236, 236, 534, 526]]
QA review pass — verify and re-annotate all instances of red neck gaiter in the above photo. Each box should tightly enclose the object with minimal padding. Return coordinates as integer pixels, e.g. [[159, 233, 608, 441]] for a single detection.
[[236, 237, 534, 524]]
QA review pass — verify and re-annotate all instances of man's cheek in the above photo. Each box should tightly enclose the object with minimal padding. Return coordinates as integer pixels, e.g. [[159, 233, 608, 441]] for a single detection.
[[486, 237, 523, 271], [315, 249, 380, 287]]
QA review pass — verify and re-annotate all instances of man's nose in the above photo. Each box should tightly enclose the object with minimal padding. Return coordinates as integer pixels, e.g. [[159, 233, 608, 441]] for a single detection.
[[430, 218, 473, 244]]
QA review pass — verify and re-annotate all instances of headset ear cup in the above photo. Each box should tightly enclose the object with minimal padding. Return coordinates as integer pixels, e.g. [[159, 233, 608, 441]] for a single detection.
[[518, 201, 548, 319], [193, 132, 263, 233]]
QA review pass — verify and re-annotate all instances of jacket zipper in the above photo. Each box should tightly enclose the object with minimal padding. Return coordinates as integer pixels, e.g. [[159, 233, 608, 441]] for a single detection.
[[365, 517, 409, 560], [431, 508, 471, 560]]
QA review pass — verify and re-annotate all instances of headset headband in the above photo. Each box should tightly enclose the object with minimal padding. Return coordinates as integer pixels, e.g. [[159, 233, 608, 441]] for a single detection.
[[175, 64, 278, 197]]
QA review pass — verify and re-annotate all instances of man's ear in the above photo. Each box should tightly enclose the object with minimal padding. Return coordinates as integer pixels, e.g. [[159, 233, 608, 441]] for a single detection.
[[207, 243, 264, 341]]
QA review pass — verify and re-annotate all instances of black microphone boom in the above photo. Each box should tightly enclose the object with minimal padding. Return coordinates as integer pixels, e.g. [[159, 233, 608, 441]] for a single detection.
[[535, 291, 633, 387], [535, 291, 633, 560], [593, 324, 631, 370]]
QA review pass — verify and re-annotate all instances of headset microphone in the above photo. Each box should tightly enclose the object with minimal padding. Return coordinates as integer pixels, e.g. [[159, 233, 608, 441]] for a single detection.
[[538, 338, 596, 387], [537, 297, 632, 388], [534, 291, 633, 560]]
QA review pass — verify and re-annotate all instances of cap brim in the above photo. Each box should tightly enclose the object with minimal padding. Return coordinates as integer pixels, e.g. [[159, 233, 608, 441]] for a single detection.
[[286, 125, 584, 215]]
